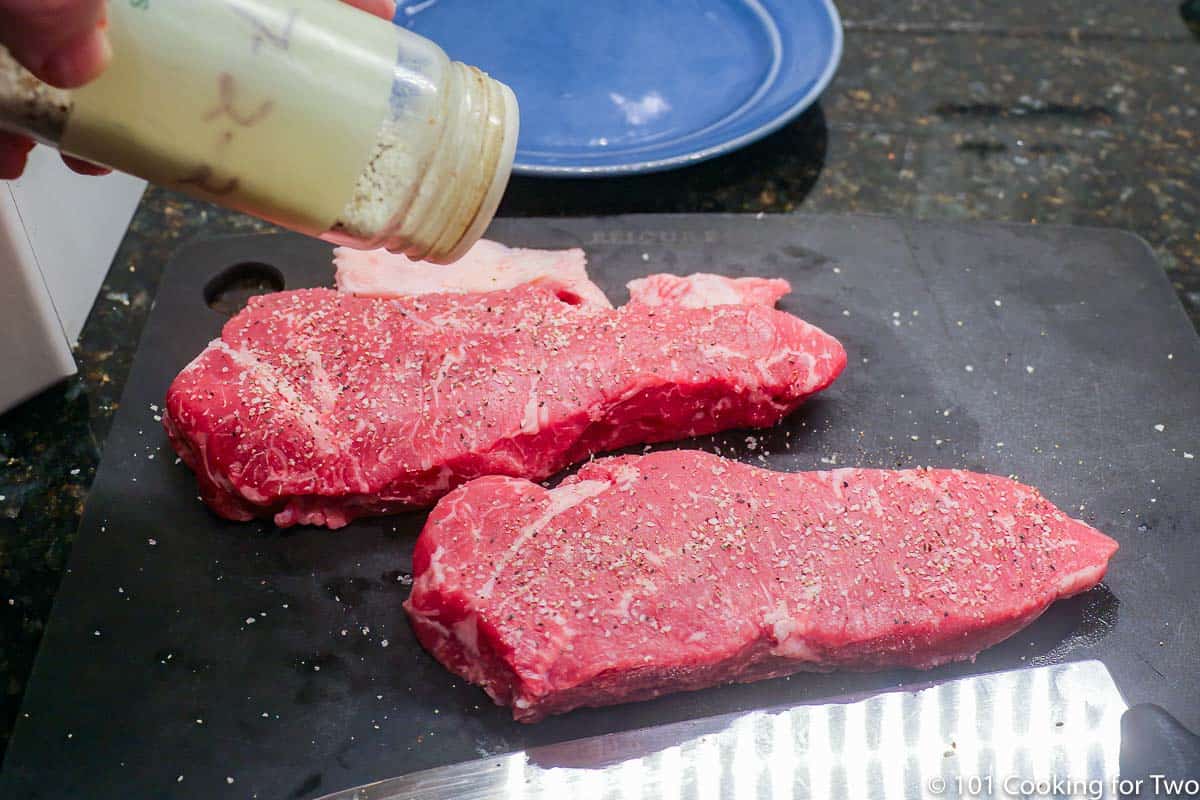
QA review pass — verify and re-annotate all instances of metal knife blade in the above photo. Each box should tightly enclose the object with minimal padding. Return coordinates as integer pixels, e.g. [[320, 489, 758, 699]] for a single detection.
[[315, 660, 1127, 800]]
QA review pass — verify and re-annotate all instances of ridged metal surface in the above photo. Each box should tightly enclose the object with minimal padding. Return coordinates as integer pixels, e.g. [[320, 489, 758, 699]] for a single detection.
[[317, 661, 1127, 800]]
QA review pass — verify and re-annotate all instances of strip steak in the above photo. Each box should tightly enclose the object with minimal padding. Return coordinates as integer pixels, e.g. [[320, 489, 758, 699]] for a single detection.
[[405, 450, 1118, 721], [334, 239, 612, 310], [627, 273, 791, 308], [165, 265, 845, 528]]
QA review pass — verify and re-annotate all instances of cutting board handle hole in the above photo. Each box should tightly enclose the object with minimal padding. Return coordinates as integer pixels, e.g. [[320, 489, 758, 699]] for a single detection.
[[204, 262, 286, 316]]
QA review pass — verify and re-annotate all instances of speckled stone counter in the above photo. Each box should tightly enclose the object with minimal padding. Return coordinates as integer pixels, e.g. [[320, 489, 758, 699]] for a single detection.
[[2, 0, 1197, 756]]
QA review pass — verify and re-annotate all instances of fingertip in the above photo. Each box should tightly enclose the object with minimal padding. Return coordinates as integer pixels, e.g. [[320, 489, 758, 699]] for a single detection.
[[62, 154, 111, 176], [0, 133, 36, 181], [38, 25, 112, 89], [346, 0, 397, 21]]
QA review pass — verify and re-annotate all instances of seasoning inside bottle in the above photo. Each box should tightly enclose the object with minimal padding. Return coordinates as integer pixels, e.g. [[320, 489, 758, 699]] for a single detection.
[[0, 0, 518, 263]]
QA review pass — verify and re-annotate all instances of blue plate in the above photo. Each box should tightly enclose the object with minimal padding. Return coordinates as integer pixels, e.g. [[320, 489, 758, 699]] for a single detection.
[[395, 0, 843, 176]]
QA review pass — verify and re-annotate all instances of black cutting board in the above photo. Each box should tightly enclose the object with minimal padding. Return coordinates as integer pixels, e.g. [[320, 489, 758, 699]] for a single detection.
[[3, 215, 1198, 799]]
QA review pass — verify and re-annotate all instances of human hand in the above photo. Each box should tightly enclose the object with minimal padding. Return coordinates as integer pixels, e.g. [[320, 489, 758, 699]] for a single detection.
[[0, 0, 397, 180], [343, 0, 399, 19], [0, 0, 110, 178]]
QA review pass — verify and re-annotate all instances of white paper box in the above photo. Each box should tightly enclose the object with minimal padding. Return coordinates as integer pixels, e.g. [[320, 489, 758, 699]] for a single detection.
[[0, 146, 145, 414]]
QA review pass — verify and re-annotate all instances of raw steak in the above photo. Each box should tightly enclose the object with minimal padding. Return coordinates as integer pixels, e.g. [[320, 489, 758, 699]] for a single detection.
[[333, 239, 612, 309], [628, 273, 791, 308], [405, 450, 1118, 722], [165, 270, 845, 528]]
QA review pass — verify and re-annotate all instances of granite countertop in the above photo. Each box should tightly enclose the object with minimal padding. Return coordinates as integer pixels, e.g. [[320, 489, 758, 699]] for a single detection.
[[1, 0, 1197, 757]]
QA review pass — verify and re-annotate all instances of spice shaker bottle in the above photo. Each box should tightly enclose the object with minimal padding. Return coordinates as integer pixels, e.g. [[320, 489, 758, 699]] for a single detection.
[[0, 0, 518, 263]]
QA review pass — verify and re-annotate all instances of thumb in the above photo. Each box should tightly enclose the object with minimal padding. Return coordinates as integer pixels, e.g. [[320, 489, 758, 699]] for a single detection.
[[340, 0, 397, 21], [0, 0, 110, 88]]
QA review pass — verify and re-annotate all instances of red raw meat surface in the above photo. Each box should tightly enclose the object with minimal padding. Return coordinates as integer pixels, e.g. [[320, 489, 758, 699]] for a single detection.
[[405, 450, 1118, 721], [166, 275, 844, 528]]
